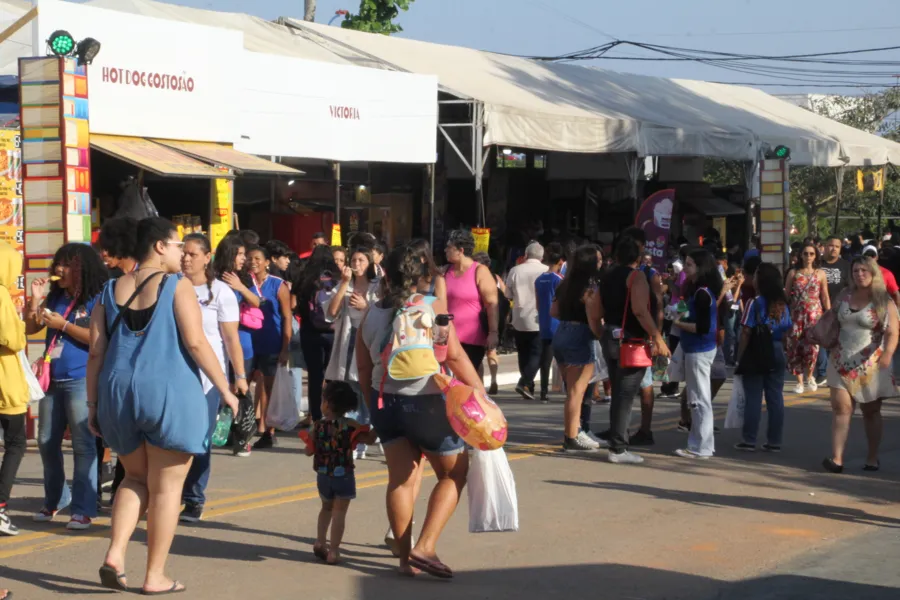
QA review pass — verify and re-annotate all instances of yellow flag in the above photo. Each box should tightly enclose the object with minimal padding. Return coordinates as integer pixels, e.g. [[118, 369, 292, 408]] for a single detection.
[[857, 167, 885, 192]]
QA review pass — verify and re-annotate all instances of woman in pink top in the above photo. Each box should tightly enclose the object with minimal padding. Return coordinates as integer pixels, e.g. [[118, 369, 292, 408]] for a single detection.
[[444, 230, 499, 375]]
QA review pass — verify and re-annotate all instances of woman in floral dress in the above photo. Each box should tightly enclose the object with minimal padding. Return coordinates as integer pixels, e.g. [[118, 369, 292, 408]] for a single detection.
[[784, 242, 830, 394], [823, 257, 899, 473]]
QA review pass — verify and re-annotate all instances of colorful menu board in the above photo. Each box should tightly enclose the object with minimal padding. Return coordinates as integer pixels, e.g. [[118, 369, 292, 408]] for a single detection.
[[0, 129, 24, 315], [63, 59, 91, 243], [759, 159, 789, 270], [210, 177, 233, 252]]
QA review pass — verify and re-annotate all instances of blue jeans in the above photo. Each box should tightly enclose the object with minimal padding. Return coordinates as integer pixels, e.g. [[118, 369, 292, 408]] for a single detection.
[[182, 389, 220, 508], [815, 346, 827, 380], [741, 341, 786, 446], [723, 310, 738, 364], [38, 378, 97, 517]]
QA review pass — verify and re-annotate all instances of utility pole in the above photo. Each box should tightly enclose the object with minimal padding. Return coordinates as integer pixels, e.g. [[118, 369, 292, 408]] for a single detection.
[[304, 0, 316, 21]]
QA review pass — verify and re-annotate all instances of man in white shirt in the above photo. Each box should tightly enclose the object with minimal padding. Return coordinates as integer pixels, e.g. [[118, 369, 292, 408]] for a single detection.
[[505, 242, 548, 400]]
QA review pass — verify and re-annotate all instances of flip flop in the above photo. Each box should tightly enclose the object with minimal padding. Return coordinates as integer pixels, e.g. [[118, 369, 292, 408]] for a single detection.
[[0, 591, 12, 599], [863, 460, 880, 472], [140, 582, 186, 596], [313, 545, 328, 561], [98, 565, 128, 591], [408, 553, 453, 579]]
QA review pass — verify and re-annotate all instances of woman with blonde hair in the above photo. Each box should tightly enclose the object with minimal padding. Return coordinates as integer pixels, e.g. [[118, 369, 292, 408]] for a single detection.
[[823, 257, 899, 473]]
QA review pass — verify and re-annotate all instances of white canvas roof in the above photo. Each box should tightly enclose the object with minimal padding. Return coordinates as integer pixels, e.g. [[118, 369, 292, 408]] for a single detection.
[[2, 0, 899, 166]]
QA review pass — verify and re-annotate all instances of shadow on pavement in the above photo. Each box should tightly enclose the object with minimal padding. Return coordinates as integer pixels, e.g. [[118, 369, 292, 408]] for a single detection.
[[1, 565, 108, 595], [547, 479, 900, 528], [357, 563, 899, 600]]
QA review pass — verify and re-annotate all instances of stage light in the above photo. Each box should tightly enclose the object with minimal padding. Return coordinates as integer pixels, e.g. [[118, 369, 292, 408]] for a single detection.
[[47, 30, 75, 57], [75, 37, 101, 65]]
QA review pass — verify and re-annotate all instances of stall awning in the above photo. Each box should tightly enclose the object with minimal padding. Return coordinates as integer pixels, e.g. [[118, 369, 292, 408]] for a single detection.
[[90, 134, 234, 179], [153, 140, 304, 176], [681, 196, 745, 217]]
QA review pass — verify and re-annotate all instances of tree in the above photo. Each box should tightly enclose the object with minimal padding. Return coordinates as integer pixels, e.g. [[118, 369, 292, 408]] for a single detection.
[[341, 0, 415, 35], [304, 0, 316, 22]]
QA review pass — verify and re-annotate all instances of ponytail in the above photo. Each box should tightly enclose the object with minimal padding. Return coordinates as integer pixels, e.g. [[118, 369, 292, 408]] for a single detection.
[[183, 233, 214, 305]]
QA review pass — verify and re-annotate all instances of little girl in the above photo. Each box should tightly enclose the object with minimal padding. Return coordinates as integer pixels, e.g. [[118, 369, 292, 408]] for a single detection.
[[305, 380, 377, 564]]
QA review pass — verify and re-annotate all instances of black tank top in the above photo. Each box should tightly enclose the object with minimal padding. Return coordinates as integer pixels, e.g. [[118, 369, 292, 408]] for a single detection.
[[601, 265, 657, 340]]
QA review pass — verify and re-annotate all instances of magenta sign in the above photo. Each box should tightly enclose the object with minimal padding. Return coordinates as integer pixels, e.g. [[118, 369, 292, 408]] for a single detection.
[[635, 189, 675, 272]]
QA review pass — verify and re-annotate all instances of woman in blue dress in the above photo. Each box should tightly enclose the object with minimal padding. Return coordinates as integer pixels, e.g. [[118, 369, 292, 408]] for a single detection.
[[86, 218, 239, 595], [246, 245, 292, 450]]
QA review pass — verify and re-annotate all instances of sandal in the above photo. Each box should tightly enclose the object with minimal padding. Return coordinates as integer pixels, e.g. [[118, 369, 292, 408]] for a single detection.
[[313, 544, 328, 561], [99, 564, 128, 591], [822, 458, 844, 474], [140, 582, 186, 596], [408, 552, 453, 579], [863, 460, 880, 472]]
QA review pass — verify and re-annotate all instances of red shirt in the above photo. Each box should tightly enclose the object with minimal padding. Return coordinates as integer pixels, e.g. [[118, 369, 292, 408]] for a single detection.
[[881, 266, 899, 295]]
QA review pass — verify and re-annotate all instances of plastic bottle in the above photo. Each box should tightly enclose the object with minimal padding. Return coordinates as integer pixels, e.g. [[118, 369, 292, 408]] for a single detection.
[[433, 314, 453, 363], [211, 406, 233, 447]]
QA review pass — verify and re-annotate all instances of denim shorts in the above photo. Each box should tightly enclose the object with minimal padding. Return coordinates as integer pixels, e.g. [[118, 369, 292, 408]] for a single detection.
[[251, 354, 279, 378], [640, 366, 653, 389], [552, 321, 596, 367], [317, 472, 356, 501], [370, 391, 465, 456]]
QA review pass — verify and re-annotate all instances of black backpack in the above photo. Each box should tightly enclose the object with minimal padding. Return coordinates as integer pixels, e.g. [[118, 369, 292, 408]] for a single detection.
[[735, 300, 775, 376]]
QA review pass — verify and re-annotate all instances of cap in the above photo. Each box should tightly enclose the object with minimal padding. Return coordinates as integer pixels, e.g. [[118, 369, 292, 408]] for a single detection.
[[862, 244, 878, 257]]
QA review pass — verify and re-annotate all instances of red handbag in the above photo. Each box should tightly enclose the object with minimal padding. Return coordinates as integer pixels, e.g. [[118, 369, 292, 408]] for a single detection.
[[619, 271, 653, 369]]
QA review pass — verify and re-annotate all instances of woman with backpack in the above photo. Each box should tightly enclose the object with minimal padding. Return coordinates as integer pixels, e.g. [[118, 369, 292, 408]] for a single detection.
[[357, 245, 483, 579], [295, 245, 338, 422]]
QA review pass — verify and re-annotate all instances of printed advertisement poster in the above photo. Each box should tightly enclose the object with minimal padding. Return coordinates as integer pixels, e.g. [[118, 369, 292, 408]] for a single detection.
[[634, 189, 674, 273], [0, 129, 24, 315]]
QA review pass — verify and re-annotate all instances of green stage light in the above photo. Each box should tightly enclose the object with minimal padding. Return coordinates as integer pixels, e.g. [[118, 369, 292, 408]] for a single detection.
[[48, 30, 75, 57], [773, 145, 790, 159]]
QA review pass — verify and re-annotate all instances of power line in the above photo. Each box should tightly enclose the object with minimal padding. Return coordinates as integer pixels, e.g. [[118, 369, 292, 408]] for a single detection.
[[514, 0, 617, 42], [621, 24, 900, 38]]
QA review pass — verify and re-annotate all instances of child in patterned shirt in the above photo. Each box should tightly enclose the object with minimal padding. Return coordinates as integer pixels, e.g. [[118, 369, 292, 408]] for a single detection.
[[306, 381, 377, 564]]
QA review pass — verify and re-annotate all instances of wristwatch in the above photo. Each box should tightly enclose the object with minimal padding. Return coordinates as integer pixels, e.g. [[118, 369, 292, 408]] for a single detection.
[[235, 373, 247, 380]]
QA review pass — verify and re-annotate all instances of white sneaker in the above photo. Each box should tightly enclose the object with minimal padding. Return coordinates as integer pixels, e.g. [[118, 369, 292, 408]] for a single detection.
[[384, 523, 415, 558], [32, 508, 58, 522], [808, 380, 818, 392], [674, 448, 710, 460], [356, 449, 367, 460], [585, 431, 610, 449], [816, 377, 828, 388], [794, 382, 805, 395], [575, 430, 601, 450], [608, 450, 645, 464]]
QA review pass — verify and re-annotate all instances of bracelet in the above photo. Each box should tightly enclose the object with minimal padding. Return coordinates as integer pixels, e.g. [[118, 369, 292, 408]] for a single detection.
[[62, 322, 69, 333], [235, 373, 247, 380]]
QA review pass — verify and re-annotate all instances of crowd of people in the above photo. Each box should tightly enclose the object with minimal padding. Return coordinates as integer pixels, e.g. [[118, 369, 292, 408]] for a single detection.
[[0, 218, 898, 597]]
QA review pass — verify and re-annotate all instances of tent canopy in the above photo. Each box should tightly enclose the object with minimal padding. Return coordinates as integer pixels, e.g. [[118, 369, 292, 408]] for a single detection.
[[2, 0, 899, 166]]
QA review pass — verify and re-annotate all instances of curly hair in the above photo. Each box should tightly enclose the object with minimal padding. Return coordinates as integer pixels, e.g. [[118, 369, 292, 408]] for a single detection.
[[447, 229, 476, 257], [97, 217, 138, 259], [48, 243, 109, 306], [380, 245, 421, 311]]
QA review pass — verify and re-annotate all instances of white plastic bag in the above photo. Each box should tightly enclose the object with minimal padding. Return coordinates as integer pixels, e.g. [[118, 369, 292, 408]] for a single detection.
[[18, 349, 43, 401], [467, 447, 519, 533], [724, 375, 745, 429], [666, 345, 686, 383], [290, 367, 308, 415], [265, 366, 299, 431], [589, 340, 608, 384]]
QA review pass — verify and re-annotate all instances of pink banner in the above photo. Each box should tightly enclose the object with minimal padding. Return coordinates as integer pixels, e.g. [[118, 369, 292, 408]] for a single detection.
[[635, 189, 675, 272]]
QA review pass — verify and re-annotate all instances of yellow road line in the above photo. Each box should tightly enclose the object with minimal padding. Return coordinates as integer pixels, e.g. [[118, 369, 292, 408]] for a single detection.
[[0, 392, 826, 560]]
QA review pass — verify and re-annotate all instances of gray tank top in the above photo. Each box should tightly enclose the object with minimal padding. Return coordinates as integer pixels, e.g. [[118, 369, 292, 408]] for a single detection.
[[361, 304, 441, 396]]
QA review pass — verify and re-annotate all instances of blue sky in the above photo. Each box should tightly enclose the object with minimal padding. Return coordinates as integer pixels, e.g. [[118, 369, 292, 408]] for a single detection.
[[80, 0, 900, 93]]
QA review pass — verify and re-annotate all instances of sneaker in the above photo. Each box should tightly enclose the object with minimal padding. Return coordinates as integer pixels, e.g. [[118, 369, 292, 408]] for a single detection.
[[540, 394, 549, 404], [515, 385, 535, 401], [734, 442, 756, 452], [384, 523, 416, 558], [762, 444, 782, 453], [794, 382, 805, 395], [608, 450, 644, 464], [252, 432, 276, 450], [356, 448, 367, 460], [807, 380, 818, 392], [629, 430, 655, 446], [179, 504, 204, 523], [0, 507, 19, 536], [676, 421, 691, 433], [816, 377, 828, 388], [585, 431, 610, 448], [674, 448, 710, 460], [563, 432, 600, 453], [32, 508, 58, 523], [66, 515, 92, 531], [233, 442, 251, 457]]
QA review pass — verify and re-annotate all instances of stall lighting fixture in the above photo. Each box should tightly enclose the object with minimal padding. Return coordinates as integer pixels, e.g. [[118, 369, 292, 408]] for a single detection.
[[501, 148, 512, 155], [47, 30, 75, 57], [75, 37, 102, 66], [287, 180, 296, 186], [358, 185, 367, 190]]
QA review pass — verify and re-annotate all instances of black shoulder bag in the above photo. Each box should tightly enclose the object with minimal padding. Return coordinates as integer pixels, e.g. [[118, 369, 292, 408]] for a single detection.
[[735, 299, 775, 376]]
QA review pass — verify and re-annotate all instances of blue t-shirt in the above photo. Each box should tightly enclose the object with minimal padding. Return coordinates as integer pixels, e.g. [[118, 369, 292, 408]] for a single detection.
[[741, 296, 792, 342], [251, 275, 285, 356], [45, 291, 101, 381], [535, 271, 563, 340], [234, 288, 258, 361], [680, 288, 717, 354]]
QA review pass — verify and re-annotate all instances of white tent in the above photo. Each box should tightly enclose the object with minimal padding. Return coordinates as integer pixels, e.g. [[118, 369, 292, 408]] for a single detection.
[[3, 0, 900, 166]]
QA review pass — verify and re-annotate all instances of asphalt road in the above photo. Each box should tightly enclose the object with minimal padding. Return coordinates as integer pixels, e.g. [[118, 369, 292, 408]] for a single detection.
[[2, 378, 899, 600]]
